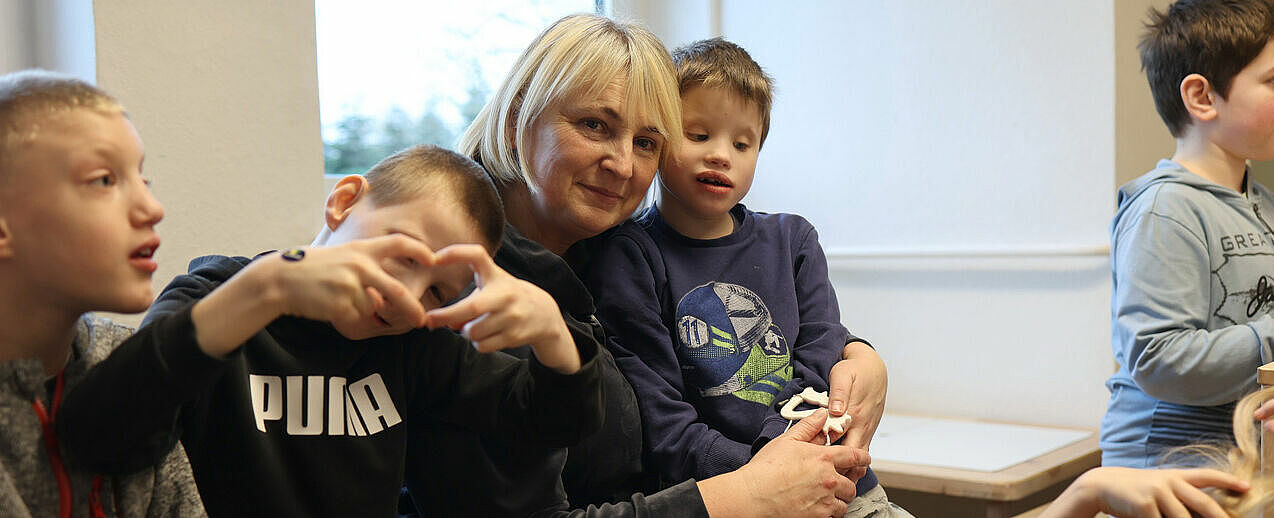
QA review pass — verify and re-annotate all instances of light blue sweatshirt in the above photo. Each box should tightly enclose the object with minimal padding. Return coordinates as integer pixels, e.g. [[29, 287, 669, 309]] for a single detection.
[[1101, 159, 1274, 467]]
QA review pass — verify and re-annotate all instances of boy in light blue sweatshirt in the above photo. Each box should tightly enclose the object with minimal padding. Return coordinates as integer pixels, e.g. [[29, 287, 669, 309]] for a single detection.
[[1102, 0, 1274, 467]]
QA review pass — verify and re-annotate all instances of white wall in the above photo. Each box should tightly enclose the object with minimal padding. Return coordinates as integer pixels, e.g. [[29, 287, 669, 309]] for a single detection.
[[33, 0, 95, 81], [0, 0, 33, 72], [617, 0, 1152, 429], [1, 0, 95, 81], [92, 0, 325, 325]]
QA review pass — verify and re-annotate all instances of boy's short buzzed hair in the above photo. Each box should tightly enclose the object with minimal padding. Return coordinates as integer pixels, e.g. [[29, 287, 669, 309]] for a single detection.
[[672, 38, 774, 147], [0, 69, 122, 173], [1139, 0, 1274, 137], [364, 144, 505, 252]]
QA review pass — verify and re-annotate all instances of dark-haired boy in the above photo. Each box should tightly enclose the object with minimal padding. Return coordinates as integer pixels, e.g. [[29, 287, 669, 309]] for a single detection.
[[584, 39, 906, 516], [0, 69, 205, 517], [56, 144, 604, 517], [1102, 0, 1274, 467]]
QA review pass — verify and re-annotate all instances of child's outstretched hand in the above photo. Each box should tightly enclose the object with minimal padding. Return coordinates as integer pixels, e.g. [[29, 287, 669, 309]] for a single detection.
[[269, 235, 436, 333], [1040, 467, 1247, 518], [193, 234, 437, 357], [423, 244, 579, 374]]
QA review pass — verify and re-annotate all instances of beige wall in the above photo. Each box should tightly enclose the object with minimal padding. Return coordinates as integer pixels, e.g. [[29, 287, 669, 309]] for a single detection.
[[1113, 0, 1274, 187], [93, 0, 325, 325], [1115, 0, 1175, 188]]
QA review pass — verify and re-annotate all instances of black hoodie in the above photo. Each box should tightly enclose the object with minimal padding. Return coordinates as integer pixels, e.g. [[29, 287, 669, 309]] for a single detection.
[[57, 253, 604, 518]]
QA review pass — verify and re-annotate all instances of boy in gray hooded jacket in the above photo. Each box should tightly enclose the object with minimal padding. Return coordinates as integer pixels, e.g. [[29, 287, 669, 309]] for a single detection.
[[0, 70, 205, 516], [1102, 0, 1274, 467]]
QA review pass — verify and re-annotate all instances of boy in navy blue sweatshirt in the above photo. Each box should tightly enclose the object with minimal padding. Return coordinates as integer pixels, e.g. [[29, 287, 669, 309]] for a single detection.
[[583, 39, 905, 517]]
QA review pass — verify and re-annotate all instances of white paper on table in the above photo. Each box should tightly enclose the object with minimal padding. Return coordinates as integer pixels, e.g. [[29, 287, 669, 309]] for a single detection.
[[869, 414, 1092, 472]]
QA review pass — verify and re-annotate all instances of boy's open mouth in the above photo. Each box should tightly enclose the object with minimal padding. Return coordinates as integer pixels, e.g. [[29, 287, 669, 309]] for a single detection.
[[131, 239, 159, 259], [695, 171, 733, 188]]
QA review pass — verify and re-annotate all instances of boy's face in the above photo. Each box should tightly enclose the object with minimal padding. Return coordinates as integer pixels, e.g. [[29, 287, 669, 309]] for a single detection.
[[324, 188, 481, 339], [658, 86, 762, 220], [0, 108, 163, 315], [1211, 37, 1274, 161]]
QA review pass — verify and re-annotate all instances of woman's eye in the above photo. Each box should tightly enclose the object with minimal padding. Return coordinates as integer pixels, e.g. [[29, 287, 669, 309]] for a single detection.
[[582, 119, 603, 131], [635, 137, 659, 152], [687, 133, 708, 142]]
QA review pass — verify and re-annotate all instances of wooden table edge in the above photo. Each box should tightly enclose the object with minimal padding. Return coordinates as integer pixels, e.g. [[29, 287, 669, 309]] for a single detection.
[[872, 433, 1100, 501]]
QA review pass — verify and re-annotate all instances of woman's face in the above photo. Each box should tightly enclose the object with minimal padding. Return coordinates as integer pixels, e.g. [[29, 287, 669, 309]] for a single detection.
[[522, 77, 666, 247]]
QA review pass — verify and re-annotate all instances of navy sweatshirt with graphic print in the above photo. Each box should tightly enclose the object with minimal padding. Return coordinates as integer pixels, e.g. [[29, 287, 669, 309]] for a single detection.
[[583, 205, 877, 494]]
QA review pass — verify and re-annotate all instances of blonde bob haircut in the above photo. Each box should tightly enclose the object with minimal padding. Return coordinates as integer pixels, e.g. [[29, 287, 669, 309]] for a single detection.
[[458, 14, 682, 190]]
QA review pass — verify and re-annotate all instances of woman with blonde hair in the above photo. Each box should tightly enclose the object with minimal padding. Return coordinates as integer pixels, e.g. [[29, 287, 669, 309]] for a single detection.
[[405, 13, 879, 517]]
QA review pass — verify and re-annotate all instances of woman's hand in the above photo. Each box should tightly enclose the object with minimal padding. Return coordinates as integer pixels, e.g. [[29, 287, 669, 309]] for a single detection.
[[826, 341, 887, 451], [699, 409, 871, 518], [1040, 467, 1247, 518], [424, 244, 580, 374]]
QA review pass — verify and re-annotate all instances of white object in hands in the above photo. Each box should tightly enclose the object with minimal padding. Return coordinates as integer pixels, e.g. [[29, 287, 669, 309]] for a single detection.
[[779, 387, 852, 445]]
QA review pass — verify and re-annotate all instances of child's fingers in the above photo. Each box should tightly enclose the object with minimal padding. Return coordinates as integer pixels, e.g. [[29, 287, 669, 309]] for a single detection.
[[359, 233, 438, 265], [468, 332, 523, 353], [462, 314, 531, 352], [844, 465, 868, 482], [827, 427, 849, 446], [1176, 468, 1249, 493], [1254, 399, 1274, 420], [842, 426, 867, 451], [461, 312, 514, 344], [354, 258, 427, 327], [426, 294, 487, 330], [432, 244, 500, 283], [1170, 478, 1230, 518], [826, 361, 853, 416], [365, 286, 384, 312]]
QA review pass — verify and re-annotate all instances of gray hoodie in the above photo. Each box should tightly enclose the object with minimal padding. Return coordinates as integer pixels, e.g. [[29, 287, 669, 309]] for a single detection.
[[0, 315, 205, 517], [1101, 159, 1274, 467]]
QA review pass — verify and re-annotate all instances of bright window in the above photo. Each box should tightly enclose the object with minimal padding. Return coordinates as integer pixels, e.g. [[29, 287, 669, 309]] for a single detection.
[[316, 0, 602, 175]]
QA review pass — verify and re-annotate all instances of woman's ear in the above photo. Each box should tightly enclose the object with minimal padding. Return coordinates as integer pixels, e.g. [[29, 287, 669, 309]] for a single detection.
[[1180, 73, 1218, 123], [324, 175, 370, 231]]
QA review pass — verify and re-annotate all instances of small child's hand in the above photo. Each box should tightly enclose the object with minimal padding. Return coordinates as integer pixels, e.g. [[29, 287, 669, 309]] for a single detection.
[[1043, 467, 1247, 518], [194, 234, 436, 357], [424, 244, 579, 374], [827, 341, 887, 451], [1253, 396, 1274, 433]]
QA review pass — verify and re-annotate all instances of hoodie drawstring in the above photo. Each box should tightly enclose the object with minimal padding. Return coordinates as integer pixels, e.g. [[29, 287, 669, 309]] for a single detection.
[[31, 370, 108, 518]]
